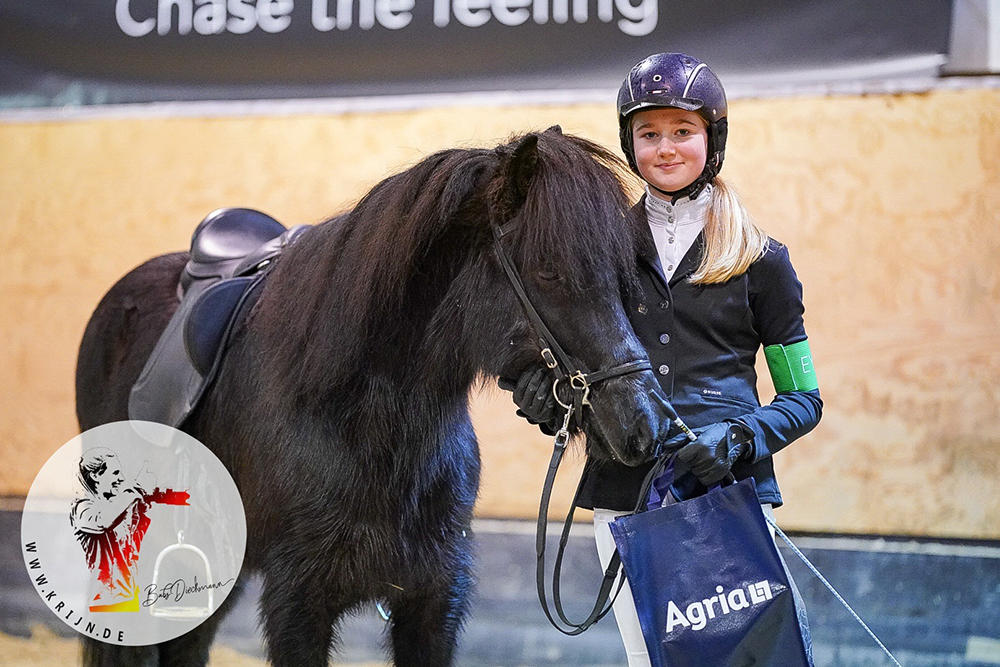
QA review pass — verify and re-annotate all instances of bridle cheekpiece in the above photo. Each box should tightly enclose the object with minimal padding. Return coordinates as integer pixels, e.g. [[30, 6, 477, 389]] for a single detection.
[[492, 221, 652, 439]]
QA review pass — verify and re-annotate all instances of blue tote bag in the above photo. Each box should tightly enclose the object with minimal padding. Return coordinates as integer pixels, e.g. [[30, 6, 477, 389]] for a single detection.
[[608, 469, 811, 667]]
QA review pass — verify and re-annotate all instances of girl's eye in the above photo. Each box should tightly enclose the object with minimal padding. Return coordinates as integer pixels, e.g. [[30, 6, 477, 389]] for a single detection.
[[675, 129, 690, 137]]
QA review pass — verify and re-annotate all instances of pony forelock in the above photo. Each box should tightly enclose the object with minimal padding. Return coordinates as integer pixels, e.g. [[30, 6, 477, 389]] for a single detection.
[[499, 131, 638, 292]]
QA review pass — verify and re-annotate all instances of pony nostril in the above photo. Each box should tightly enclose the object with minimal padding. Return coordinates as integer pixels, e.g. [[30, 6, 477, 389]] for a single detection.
[[623, 410, 657, 458]]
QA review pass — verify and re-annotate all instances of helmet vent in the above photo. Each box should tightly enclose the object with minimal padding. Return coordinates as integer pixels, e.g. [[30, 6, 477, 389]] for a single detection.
[[652, 74, 662, 82], [681, 62, 707, 97]]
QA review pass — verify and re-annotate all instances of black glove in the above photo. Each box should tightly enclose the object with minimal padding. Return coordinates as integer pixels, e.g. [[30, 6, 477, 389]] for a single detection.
[[498, 367, 561, 433], [674, 421, 753, 485], [654, 431, 692, 459]]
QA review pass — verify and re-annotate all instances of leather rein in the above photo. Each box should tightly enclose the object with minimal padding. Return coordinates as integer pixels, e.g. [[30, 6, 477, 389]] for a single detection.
[[492, 221, 654, 635]]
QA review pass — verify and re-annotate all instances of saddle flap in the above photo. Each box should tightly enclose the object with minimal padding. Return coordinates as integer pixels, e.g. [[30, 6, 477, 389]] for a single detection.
[[184, 277, 255, 376], [131, 208, 301, 428]]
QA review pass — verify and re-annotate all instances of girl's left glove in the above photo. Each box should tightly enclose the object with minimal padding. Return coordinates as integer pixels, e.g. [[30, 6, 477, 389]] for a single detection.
[[498, 367, 561, 435], [675, 421, 753, 485]]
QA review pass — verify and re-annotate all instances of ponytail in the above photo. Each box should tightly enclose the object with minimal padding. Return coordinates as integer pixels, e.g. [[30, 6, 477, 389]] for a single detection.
[[690, 177, 769, 284]]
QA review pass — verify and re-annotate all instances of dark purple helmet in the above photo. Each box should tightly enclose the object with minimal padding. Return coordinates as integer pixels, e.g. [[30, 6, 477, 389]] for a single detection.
[[617, 53, 728, 197]]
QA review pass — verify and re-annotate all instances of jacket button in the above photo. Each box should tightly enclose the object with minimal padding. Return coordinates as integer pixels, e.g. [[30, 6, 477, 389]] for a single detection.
[[637, 303, 648, 314], [659, 300, 669, 310], [658, 365, 670, 375], [659, 334, 670, 344]]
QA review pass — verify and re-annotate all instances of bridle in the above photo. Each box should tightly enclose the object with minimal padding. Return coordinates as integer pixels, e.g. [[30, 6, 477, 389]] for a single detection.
[[492, 220, 654, 635], [492, 221, 652, 431]]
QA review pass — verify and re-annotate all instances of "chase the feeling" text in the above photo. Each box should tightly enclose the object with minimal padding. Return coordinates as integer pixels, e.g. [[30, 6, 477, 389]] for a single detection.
[[115, 0, 658, 38]]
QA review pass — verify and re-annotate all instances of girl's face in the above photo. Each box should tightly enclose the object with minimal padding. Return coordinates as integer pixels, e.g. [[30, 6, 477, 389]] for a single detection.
[[93, 456, 125, 498], [631, 108, 708, 194]]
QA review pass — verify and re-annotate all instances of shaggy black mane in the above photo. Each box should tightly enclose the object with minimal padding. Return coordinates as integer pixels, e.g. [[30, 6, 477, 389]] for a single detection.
[[257, 129, 639, 396]]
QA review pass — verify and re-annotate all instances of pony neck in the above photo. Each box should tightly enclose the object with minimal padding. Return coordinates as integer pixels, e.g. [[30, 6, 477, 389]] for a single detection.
[[254, 218, 492, 413]]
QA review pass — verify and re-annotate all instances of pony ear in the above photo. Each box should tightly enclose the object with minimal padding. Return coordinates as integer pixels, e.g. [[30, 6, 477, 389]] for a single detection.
[[498, 133, 540, 216], [545, 125, 563, 135]]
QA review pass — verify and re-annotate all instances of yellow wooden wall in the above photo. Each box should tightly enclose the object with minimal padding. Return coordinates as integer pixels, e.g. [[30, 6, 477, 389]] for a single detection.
[[2, 88, 998, 539]]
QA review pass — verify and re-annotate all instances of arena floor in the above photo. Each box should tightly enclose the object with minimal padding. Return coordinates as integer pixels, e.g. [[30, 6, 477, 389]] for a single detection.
[[3, 508, 999, 666]]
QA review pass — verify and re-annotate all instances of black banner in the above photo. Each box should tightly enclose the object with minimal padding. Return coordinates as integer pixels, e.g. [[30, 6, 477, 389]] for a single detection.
[[0, 0, 952, 107]]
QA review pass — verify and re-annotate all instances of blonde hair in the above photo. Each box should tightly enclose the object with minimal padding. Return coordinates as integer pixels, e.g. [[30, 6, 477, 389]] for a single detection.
[[690, 177, 769, 284]]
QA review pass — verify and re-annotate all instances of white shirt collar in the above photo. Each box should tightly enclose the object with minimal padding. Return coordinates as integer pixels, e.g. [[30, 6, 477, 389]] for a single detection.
[[644, 185, 711, 280], [645, 184, 712, 228]]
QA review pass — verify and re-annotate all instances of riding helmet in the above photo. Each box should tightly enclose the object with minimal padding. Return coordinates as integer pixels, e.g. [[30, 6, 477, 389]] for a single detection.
[[617, 53, 728, 198]]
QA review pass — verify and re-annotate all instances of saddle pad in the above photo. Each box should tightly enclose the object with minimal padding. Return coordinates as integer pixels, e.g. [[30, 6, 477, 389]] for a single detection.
[[185, 278, 254, 376]]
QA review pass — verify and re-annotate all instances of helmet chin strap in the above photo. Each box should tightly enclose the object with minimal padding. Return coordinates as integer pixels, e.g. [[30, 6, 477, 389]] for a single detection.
[[649, 168, 714, 204]]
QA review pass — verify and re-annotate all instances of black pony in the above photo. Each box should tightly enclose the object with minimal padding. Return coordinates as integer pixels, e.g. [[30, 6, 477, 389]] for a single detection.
[[75, 127, 668, 666]]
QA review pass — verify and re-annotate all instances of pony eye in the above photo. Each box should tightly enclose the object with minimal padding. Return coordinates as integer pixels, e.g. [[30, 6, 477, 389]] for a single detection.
[[537, 269, 562, 283]]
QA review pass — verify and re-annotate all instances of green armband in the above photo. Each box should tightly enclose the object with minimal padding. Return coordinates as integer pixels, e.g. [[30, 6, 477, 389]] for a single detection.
[[764, 339, 819, 393]]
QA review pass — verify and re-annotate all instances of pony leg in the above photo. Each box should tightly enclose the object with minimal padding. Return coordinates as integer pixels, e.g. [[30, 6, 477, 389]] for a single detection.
[[388, 573, 473, 666], [258, 575, 343, 667], [156, 578, 244, 667], [81, 640, 157, 667], [155, 616, 221, 667]]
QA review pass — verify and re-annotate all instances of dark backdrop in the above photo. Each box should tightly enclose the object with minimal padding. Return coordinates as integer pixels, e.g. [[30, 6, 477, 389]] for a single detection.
[[0, 0, 952, 108]]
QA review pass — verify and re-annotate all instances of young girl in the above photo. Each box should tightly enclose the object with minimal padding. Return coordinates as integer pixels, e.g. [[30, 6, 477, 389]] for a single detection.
[[509, 52, 822, 665], [71, 448, 190, 612]]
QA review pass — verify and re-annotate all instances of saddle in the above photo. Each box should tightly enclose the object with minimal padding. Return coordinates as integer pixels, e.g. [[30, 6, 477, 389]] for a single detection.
[[129, 208, 309, 427]]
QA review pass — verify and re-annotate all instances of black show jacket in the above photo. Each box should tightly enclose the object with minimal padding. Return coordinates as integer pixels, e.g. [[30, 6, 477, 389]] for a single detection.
[[577, 201, 822, 511]]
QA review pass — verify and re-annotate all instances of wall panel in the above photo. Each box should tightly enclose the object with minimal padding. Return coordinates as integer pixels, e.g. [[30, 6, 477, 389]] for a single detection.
[[2, 89, 997, 538]]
